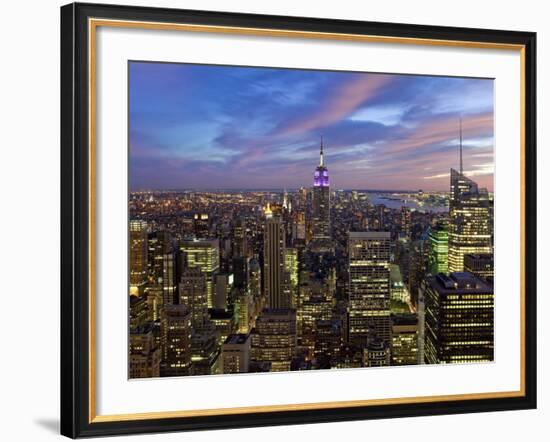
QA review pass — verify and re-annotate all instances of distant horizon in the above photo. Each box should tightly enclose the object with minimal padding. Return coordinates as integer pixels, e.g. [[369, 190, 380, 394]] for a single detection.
[[130, 187, 453, 193], [130, 62, 494, 192]]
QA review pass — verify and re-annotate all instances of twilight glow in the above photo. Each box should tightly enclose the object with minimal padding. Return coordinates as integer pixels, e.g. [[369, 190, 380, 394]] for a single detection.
[[130, 62, 494, 191]]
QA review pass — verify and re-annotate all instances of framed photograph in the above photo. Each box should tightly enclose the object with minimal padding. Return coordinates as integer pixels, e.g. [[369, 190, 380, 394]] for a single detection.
[[60, 2, 537, 438]]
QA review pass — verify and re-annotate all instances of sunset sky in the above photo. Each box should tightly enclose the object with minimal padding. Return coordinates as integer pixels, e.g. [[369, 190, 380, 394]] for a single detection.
[[129, 62, 494, 191]]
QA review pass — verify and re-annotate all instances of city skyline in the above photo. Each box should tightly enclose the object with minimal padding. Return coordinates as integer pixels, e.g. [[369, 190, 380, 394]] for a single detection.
[[129, 62, 495, 379], [130, 62, 494, 192]]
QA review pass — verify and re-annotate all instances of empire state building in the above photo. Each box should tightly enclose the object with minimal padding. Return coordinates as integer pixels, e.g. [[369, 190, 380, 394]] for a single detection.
[[312, 140, 331, 241]]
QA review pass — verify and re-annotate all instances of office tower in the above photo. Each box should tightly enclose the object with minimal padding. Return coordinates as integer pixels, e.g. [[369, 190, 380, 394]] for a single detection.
[[161, 304, 193, 376], [213, 273, 233, 311], [129, 323, 161, 378], [284, 247, 299, 307], [129, 220, 148, 291], [298, 294, 333, 356], [408, 236, 429, 307], [180, 239, 220, 308], [148, 230, 171, 284], [400, 206, 411, 238], [248, 257, 262, 301], [390, 313, 419, 366], [423, 272, 494, 364], [313, 319, 343, 365], [284, 248, 299, 288], [390, 264, 407, 303], [348, 231, 392, 347], [145, 286, 163, 321], [448, 129, 492, 271], [193, 213, 210, 238], [220, 238, 232, 273], [312, 140, 330, 240], [221, 333, 251, 374], [129, 295, 148, 329], [233, 256, 248, 291], [190, 324, 220, 376], [161, 252, 177, 306], [251, 308, 296, 372], [178, 268, 209, 329], [235, 289, 254, 333], [428, 221, 449, 275], [464, 253, 494, 281], [363, 337, 390, 367], [209, 309, 234, 346], [293, 211, 306, 242], [264, 206, 287, 308], [375, 204, 386, 231], [233, 218, 248, 258]]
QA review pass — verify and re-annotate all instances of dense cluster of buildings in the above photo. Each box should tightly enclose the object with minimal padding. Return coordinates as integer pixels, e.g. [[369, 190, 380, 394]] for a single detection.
[[129, 138, 494, 378]]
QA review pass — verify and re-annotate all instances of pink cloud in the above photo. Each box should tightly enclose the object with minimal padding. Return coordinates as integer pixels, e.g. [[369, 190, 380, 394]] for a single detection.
[[278, 74, 395, 136]]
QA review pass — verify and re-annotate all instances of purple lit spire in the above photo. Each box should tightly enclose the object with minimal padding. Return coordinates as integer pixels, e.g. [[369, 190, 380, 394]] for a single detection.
[[313, 138, 329, 187]]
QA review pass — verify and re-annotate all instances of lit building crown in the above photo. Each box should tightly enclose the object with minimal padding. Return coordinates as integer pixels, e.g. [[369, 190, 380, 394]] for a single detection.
[[313, 138, 329, 187]]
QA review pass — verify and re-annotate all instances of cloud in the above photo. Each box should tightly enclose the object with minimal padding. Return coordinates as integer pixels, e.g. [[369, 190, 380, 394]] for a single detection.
[[275, 74, 395, 136], [129, 62, 494, 191]]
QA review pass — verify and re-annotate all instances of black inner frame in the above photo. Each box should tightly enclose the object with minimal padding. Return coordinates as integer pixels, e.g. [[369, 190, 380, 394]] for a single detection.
[[60, 2, 537, 438]]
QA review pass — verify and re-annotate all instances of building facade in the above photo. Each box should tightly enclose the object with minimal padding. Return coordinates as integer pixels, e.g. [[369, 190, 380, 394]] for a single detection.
[[423, 272, 494, 364], [264, 207, 287, 308], [348, 231, 392, 347], [448, 169, 492, 272]]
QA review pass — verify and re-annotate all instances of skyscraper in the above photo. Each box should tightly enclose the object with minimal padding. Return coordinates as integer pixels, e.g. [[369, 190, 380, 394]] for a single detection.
[[464, 253, 494, 281], [264, 205, 287, 308], [423, 272, 494, 364], [233, 217, 248, 258], [148, 230, 171, 285], [448, 124, 492, 272], [178, 267, 209, 329], [161, 304, 193, 377], [161, 252, 177, 306], [348, 231, 391, 346], [251, 308, 296, 372], [129, 220, 148, 292], [390, 313, 419, 366], [193, 213, 210, 238], [428, 221, 449, 275], [312, 140, 330, 240], [180, 239, 220, 308], [400, 206, 411, 238]]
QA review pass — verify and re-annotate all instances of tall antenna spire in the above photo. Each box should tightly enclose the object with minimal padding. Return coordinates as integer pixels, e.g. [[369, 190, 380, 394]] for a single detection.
[[459, 117, 463, 175], [319, 135, 324, 167]]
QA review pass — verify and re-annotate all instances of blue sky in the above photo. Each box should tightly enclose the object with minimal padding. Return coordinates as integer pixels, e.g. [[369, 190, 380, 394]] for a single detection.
[[129, 62, 494, 191]]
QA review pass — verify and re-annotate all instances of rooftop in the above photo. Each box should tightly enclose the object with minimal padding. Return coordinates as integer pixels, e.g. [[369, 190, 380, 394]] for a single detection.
[[348, 231, 391, 239], [223, 333, 249, 345], [430, 272, 493, 294]]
